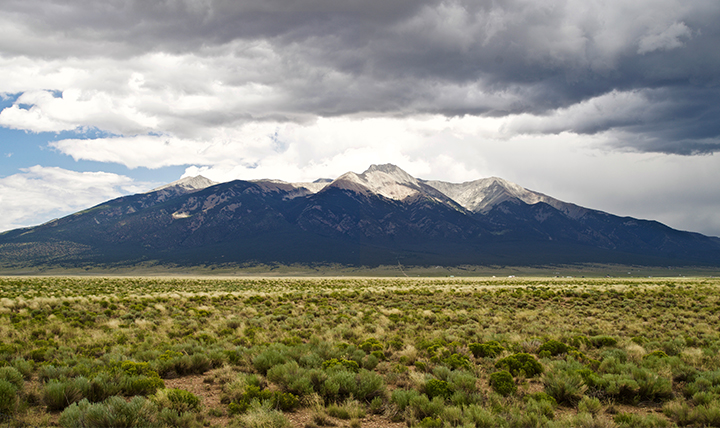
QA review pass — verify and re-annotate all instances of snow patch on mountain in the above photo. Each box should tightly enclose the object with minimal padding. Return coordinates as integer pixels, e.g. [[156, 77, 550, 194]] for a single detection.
[[251, 179, 330, 199], [424, 177, 587, 219], [326, 164, 424, 200], [294, 182, 329, 193], [149, 176, 218, 205], [152, 175, 216, 193]]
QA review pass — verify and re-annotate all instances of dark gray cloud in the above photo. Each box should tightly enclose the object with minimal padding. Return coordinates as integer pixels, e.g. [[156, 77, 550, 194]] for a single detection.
[[2, 0, 720, 154]]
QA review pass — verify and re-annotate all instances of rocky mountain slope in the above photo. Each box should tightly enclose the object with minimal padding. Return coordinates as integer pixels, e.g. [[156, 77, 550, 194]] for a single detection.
[[1, 164, 718, 268]]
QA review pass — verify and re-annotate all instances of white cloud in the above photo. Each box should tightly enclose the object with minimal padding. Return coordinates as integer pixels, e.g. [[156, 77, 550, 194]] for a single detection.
[[0, 104, 76, 133], [49, 116, 498, 181], [503, 90, 666, 136], [0, 166, 149, 232], [638, 22, 693, 54]]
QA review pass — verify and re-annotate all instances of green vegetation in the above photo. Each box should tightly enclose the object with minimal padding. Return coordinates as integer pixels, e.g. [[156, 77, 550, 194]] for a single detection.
[[489, 370, 516, 396], [0, 275, 719, 427]]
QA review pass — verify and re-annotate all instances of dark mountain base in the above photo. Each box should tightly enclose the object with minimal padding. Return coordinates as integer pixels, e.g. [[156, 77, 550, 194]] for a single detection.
[[2, 165, 719, 270], [1, 259, 718, 278], [1, 235, 717, 274]]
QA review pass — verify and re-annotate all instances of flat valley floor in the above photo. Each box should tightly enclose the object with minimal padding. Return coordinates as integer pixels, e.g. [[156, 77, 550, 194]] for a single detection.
[[1, 276, 719, 427]]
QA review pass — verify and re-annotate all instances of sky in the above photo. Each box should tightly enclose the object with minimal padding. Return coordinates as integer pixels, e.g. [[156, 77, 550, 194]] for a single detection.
[[1, 0, 720, 237]]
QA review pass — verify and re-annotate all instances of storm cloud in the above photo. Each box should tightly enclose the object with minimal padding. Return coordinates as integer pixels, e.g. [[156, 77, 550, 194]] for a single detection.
[[1, 0, 719, 154]]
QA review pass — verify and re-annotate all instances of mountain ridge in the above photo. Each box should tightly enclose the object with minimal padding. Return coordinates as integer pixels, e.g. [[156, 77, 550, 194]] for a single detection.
[[1, 164, 719, 269]]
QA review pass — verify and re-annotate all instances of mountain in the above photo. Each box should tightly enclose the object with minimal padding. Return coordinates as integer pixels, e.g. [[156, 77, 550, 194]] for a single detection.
[[1, 164, 719, 268]]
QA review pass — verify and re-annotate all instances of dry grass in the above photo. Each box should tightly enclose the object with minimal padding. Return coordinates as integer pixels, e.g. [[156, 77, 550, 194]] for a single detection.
[[1, 276, 719, 426]]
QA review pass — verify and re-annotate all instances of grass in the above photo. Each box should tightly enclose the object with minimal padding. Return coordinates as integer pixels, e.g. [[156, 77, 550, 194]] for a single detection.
[[1, 275, 720, 426]]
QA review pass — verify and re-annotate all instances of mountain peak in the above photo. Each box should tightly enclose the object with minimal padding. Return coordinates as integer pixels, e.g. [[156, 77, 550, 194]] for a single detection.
[[151, 175, 217, 193], [326, 164, 422, 200], [363, 164, 416, 184], [365, 163, 405, 174]]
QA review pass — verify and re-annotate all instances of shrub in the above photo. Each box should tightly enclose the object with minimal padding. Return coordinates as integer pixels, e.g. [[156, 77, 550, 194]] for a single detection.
[[359, 338, 383, 353], [432, 366, 452, 382], [525, 396, 555, 420], [370, 350, 386, 361], [310, 407, 334, 427], [664, 399, 720, 427], [685, 370, 720, 396], [322, 369, 366, 403], [418, 416, 443, 427], [614, 412, 669, 428], [590, 336, 618, 348], [326, 403, 350, 420], [122, 374, 165, 396], [322, 358, 360, 373], [538, 340, 569, 356], [543, 369, 587, 406], [267, 361, 314, 397], [692, 391, 717, 406], [327, 398, 366, 420], [12, 357, 35, 380], [495, 353, 543, 377], [661, 338, 686, 357], [425, 378, 452, 400], [59, 396, 157, 428], [154, 354, 212, 377], [0, 380, 19, 416], [391, 389, 420, 413], [0, 343, 17, 358], [157, 408, 203, 428], [448, 370, 477, 395], [234, 400, 291, 428], [252, 347, 290, 375], [633, 367, 673, 402], [38, 364, 73, 382], [115, 360, 165, 396], [578, 396, 602, 416], [362, 354, 379, 370], [353, 369, 385, 402], [563, 411, 601, 428], [409, 394, 445, 419], [120, 360, 155, 376], [273, 392, 300, 412], [44, 378, 84, 411], [469, 341, 505, 358], [227, 384, 299, 414], [598, 366, 670, 405], [0, 367, 24, 390], [663, 400, 692, 425], [644, 350, 669, 360], [10, 358, 34, 380], [83, 373, 121, 403], [600, 349, 628, 364], [29, 347, 49, 362], [463, 404, 504, 428], [443, 353, 472, 371], [568, 335, 591, 349], [576, 368, 604, 391], [602, 373, 641, 403], [690, 402, 720, 427], [369, 396, 384, 414], [507, 402, 552, 428], [523, 392, 557, 408], [489, 370, 516, 397], [153, 388, 201, 413]]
